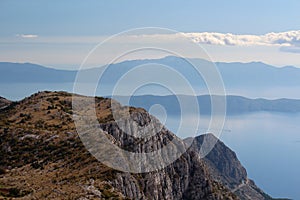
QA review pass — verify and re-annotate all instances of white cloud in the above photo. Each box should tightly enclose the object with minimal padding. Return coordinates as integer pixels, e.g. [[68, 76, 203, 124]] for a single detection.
[[9, 31, 300, 48], [16, 34, 38, 38], [182, 30, 300, 47]]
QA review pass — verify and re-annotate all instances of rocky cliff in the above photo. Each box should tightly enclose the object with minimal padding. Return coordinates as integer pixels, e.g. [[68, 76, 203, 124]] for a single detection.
[[0, 91, 275, 199], [191, 134, 278, 200], [0, 97, 11, 109]]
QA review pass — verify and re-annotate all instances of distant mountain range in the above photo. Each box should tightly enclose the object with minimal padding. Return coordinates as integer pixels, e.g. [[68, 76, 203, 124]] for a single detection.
[[1, 56, 300, 88], [113, 95, 300, 115], [1, 56, 300, 101], [0, 62, 76, 83]]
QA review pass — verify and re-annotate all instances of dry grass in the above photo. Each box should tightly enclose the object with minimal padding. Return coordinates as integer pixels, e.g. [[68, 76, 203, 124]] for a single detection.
[[0, 91, 129, 199]]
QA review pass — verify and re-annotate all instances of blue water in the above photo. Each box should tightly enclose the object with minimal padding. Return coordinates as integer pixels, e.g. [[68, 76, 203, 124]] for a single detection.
[[159, 113, 300, 199]]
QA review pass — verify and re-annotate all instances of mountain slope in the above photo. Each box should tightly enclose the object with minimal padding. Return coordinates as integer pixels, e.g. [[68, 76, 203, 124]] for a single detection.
[[0, 91, 276, 199], [0, 91, 235, 199]]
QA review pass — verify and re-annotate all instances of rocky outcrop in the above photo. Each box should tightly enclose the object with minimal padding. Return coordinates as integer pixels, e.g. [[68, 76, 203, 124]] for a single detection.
[[191, 134, 276, 200], [0, 96, 11, 109], [97, 110, 237, 199], [0, 91, 275, 199]]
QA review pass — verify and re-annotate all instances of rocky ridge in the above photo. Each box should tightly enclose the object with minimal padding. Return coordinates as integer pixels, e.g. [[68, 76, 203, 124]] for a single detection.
[[0, 91, 279, 199]]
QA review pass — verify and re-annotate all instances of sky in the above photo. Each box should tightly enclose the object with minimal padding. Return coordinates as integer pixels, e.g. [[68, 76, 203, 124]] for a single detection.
[[0, 0, 300, 69]]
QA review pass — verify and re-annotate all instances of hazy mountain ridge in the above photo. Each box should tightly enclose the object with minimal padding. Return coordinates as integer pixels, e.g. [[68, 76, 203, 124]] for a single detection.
[[0, 91, 283, 199], [2, 58, 300, 114], [0, 62, 76, 83], [113, 95, 300, 115], [1, 56, 300, 88]]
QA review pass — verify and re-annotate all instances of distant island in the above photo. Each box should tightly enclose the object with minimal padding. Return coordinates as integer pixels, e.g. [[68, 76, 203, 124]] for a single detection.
[[113, 95, 300, 115]]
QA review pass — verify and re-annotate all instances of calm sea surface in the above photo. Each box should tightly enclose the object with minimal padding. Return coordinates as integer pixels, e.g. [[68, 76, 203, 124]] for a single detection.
[[159, 112, 300, 199]]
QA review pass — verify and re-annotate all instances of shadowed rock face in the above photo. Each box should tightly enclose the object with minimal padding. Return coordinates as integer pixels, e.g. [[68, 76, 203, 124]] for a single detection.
[[98, 118, 237, 200], [0, 97, 11, 109], [191, 134, 247, 189], [0, 91, 275, 200], [191, 134, 279, 200]]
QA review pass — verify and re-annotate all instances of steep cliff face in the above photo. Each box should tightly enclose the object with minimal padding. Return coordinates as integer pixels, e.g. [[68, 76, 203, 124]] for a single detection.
[[0, 91, 272, 199], [192, 134, 276, 200], [99, 118, 237, 200]]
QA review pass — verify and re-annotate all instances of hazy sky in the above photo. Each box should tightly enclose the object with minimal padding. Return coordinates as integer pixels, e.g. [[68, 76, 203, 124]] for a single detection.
[[1, 0, 300, 69]]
